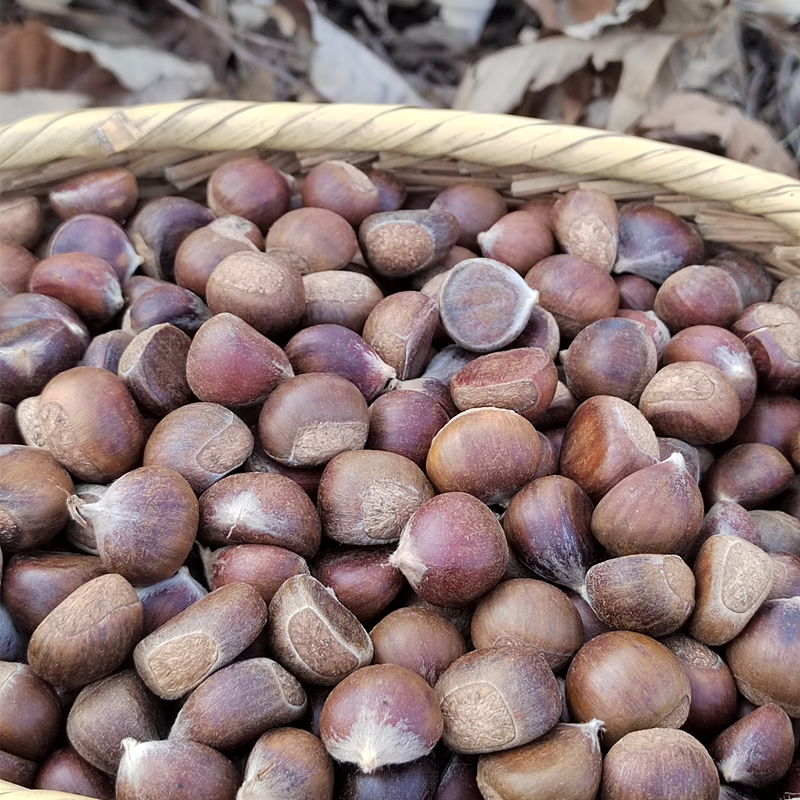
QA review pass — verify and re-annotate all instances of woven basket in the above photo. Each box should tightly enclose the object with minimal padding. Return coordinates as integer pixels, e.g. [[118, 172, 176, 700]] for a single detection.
[[0, 100, 799, 799]]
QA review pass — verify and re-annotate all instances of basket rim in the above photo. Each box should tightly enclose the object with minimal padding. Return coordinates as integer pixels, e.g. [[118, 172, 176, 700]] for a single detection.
[[0, 100, 798, 240]]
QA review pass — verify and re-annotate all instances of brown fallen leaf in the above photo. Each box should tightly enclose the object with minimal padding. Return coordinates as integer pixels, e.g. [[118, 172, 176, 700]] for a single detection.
[[639, 91, 800, 177]]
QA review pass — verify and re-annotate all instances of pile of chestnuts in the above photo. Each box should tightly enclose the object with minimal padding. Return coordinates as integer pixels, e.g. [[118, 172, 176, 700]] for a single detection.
[[0, 151, 799, 800]]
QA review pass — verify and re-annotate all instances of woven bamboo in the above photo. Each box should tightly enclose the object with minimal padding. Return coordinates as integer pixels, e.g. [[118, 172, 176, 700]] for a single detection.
[[0, 100, 799, 277], [0, 100, 799, 800]]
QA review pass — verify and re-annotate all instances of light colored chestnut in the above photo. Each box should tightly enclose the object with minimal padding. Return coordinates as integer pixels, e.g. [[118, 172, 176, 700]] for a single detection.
[[390, 491, 508, 607], [439, 258, 539, 352], [476, 720, 603, 800], [600, 728, 719, 800], [66, 669, 167, 776], [591, 453, 704, 557], [206, 250, 305, 338], [426, 407, 542, 504], [359, 209, 459, 278], [687, 534, 773, 646], [267, 574, 373, 686], [582, 554, 695, 637], [134, 582, 267, 700], [435, 645, 561, 754], [638, 361, 740, 446], [239, 727, 334, 800], [559, 395, 660, 501], [144, 402, 254, 494], [362, 291, 438, 380], [27, 573, 143, 690], [553, 189, 618, 272], [472, 578, 584, 670], [660, 633, 738, 739], [565, 630, 691, 746], [301, 269, 384, 333], [320, 663, 443, 772], [38, 366, 145, 483], [266, 207, 358, 272], [116, 738, 239, 800]]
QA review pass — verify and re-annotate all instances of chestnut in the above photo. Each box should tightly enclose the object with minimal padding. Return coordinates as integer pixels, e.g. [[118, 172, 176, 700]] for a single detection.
[[471, 578, 584, 670], [426, 407, 542, 505], [435, 645, 561, 754], [27, 572, 143, 691], [66, 669, 167, 776], [301, 269, 384, 333], [600, 728, 719, 800], [267, 573, 373, 686], [0, 195, 43, 250], [239, 727, 334, 800], [34, 746, 115, 799], [559, 395, 660, 502], [477, 210, 555, 275], [169, 657, 306, 752], [565, 630, 691, 746], [136, 567, 208, 636], [430, 182, 507, 249], [552, 188, 618, 272], [265, 207, 358, 272], [476, 720, 603, 800], [319, 663, 443, 772], [49, 166, 138, 222], [122, 282, 211, 337], [317, 449, 434, 546], [390, 492, 508, 607], [503, 474, 600, 590], [116, 738, 239, 800], [0, 239, 37, 297], [207, 156, 290, 232], [369, 607, 466, 685], [258, 373, 369, 468], [134, 582, 267, 700], [439, 258, 539, 352]]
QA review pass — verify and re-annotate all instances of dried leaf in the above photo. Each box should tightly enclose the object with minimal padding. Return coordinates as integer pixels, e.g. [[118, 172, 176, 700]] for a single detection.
[[455, 30, 677, 118], [523, 0, 655, 38], [306, 0, 429, 105], [46, 27, 216, 100], [0, 89, 89, 125], [733, 0, 800, 22], [433, 0, 498, 45], [640, 91, 800, 177]]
